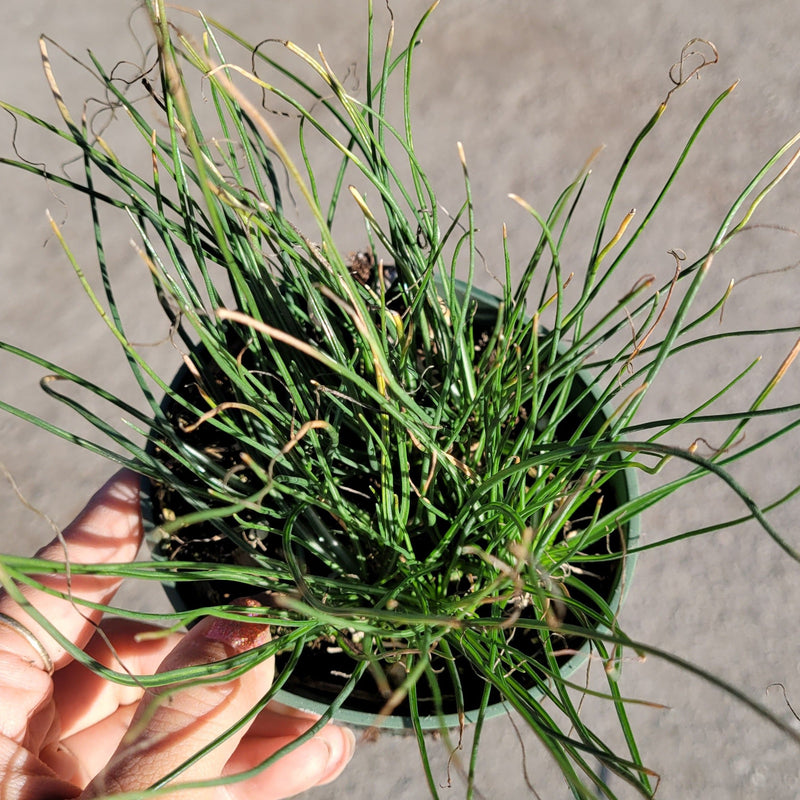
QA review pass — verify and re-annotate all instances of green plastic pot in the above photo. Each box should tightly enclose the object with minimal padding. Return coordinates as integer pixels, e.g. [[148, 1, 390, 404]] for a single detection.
[[142, 283, 640, 730]]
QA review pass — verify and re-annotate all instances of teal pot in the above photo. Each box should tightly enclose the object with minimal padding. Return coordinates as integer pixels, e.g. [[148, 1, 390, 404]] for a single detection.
[[142, 284, 640, 731]]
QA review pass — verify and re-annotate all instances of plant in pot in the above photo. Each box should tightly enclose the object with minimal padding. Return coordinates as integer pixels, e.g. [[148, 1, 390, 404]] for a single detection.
[[2, 2, 800, 798]]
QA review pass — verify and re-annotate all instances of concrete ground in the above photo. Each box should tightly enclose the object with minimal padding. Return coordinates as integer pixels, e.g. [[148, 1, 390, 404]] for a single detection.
[[1, 1, 800, 797]]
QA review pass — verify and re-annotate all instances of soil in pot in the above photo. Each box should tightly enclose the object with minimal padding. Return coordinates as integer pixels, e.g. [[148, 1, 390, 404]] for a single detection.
[[144, 294, 637, 723]]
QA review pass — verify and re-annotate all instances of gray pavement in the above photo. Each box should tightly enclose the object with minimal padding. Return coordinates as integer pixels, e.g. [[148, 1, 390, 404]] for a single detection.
[[1, 2, 800, 797]]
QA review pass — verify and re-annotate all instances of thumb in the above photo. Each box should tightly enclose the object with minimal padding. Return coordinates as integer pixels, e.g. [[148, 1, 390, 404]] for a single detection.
[[81, 602, 273, 800]]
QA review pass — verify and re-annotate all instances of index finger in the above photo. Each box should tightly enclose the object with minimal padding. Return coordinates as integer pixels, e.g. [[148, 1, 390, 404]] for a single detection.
[[0, 469, 143, 672]]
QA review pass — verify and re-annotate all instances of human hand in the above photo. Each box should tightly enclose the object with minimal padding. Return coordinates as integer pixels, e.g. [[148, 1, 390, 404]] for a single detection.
[[0, 470, 355, 799]]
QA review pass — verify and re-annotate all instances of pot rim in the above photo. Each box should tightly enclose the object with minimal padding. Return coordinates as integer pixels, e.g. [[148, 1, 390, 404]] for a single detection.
[[140, 282, 641, 730]]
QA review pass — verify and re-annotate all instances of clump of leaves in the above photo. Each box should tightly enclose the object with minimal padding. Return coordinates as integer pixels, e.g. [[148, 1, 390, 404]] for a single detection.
[[1, 2, 800, 798]]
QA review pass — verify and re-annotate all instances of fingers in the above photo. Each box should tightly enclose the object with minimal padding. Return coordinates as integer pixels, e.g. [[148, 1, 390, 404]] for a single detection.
[[54, 619, 184, 739], [0, 731, 82, 800], [44, 619, 182, 787], [0, 471, 143, 751], [223, 718, 355, 800], [81, 610, 275, 800], [0, 471, 357, 800], [45, 703, 138, 790], [63, 694, 356, 799], [0, 650, 57, 745], [0, 470, 143, 673]]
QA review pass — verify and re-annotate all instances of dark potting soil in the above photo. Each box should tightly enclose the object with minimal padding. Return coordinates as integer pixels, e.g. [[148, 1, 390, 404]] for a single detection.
[[145, 301, 631, 719]]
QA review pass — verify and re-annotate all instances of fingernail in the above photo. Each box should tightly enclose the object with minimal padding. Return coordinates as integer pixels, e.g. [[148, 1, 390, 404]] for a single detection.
[[318, 727, 356, 785], [204, 597, 271, 652]]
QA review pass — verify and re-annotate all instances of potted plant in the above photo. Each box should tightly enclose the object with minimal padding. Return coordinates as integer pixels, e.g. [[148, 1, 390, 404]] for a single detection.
[[1, 2, 800, 797]]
